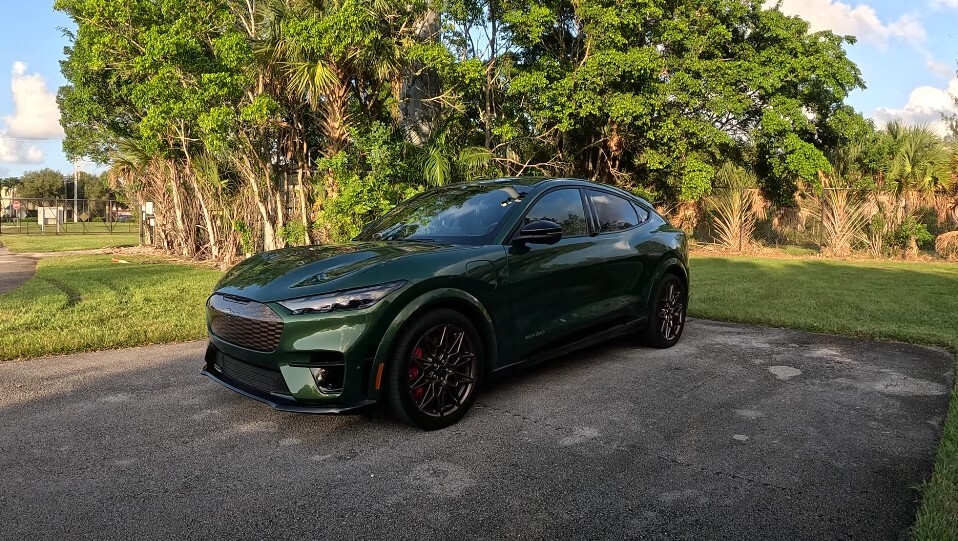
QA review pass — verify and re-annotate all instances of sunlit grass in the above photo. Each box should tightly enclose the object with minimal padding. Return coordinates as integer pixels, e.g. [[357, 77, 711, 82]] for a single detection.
[[0, 233, 141, 252], [0, 255, 220, 360], [690, 255, 958, 541]]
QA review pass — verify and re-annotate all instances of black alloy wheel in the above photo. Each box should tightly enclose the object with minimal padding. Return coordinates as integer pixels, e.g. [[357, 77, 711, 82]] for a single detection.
[[642, 274, 687, 348], [387, 309, 484, 429]]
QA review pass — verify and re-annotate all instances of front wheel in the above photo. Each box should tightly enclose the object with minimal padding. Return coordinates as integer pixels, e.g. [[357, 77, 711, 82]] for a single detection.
[[386, 309, 484, 430], [641, 274, 687, 348]]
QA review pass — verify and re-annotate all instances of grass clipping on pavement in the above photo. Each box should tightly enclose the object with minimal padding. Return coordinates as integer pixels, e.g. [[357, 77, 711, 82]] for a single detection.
[[0, 255, 220, 361], [690, 256, 958, 541]]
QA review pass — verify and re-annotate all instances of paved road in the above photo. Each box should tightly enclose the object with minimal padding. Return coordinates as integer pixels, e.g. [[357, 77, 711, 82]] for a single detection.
[[0, 247, 36, 294], [0, 320, 952, 540]]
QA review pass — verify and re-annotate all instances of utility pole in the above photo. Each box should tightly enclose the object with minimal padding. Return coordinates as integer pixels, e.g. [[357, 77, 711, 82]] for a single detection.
[[73, 161, 80, 223]]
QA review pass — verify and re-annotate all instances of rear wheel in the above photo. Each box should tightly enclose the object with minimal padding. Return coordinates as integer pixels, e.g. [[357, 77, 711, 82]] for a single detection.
[[642, 274, 687, 348], [386, 309, 483, 430]]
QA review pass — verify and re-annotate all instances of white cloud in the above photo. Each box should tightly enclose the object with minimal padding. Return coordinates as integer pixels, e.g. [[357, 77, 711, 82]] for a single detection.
[[927, 59, 955, 78], [930, 0, 958, 9], [872, 78, 958, 135], [0, 61, 60, 164], [3, 62, 63, 139], [0, 137, 43, 164], [775, 0, 926, 49]]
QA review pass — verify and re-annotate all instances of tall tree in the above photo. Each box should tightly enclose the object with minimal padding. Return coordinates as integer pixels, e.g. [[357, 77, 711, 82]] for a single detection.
[[496, 0, 862, 202], [18, 169, 68, 200]]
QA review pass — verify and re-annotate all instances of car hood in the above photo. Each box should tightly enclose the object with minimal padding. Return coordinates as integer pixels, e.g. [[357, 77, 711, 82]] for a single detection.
[[214, 241, 453, 302]]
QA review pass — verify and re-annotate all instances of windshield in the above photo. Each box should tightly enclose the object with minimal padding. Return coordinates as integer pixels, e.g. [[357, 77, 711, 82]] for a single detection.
[[356, 184, 527, 245]]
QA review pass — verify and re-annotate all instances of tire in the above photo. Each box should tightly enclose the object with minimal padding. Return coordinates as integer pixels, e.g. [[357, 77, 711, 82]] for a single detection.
[[641, 274, 687, 348], [386, 308, 484, 430]]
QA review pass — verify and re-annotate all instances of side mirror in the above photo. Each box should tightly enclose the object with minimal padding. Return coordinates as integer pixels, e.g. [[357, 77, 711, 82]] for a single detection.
[[513, 220, 563, 245]]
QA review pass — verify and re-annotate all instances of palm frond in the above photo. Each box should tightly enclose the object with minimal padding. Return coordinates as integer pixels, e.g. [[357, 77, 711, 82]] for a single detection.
[[283, 60, 339, 106], [423, 145, 452, 186], [704, 163, 766, 250], [457, 146, 493, 172]]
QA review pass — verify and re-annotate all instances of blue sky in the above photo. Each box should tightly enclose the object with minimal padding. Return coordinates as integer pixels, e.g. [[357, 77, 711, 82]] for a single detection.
[[0, 1, 956, 178]]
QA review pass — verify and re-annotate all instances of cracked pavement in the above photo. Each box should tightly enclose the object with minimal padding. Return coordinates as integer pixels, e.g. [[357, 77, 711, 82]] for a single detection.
[[0, 319, 952, 540]]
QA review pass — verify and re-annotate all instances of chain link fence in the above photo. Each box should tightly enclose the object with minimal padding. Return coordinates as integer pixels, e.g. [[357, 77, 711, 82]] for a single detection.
[[0, 198, 139, 236]]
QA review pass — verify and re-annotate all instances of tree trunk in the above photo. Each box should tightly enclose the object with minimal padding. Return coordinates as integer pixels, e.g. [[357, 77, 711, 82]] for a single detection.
[[248, 169, 278, 252], [273, 174, 286, 249], [324, 75, 351, 156], [399, 9, 440, 146], [906, 235, 919, 259], [298, 165, 310, 245], [483, 4, 497, 148], [167, 163, 194, 257], [192, 175, 219, 261]]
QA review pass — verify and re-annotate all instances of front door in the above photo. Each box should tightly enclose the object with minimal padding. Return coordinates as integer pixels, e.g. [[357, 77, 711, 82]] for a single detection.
[[506, 188, 600, 360]]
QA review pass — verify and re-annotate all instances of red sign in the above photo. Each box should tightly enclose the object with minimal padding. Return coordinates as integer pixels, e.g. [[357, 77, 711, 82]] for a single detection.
[[12, 200, 20, 210]]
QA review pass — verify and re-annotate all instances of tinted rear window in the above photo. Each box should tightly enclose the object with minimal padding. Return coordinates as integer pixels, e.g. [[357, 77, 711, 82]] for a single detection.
[[588, 190, 639, 233]]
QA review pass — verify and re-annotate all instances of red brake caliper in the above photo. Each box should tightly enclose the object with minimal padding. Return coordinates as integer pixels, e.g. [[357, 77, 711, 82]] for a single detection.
[[410, 347, 425, 400]]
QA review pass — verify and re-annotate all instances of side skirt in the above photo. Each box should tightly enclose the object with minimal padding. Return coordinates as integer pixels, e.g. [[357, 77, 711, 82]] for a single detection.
[[490, 317, 647, 378]]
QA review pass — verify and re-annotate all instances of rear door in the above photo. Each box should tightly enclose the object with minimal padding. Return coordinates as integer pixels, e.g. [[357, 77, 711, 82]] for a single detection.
[[584, 189, 655, 321]]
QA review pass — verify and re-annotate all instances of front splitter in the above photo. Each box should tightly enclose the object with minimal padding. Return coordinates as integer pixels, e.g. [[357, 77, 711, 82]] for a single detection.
[[201, 369, 377, 414]]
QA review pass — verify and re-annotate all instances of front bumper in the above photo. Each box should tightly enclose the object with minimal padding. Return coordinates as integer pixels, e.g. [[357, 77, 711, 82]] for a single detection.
[[201, 360, 376, 414], [203, 291, 395, 412]]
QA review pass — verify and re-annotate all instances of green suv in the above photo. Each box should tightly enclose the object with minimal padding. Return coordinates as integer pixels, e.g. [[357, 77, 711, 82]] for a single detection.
[[204, 178, 688, 429]]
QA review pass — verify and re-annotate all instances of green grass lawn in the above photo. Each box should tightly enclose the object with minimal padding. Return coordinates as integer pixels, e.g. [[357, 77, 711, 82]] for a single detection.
[[0, 255, 220, 360], [690, 256, 958, 541], [0, 222, 139, 234], [0, 232, 141, 252]]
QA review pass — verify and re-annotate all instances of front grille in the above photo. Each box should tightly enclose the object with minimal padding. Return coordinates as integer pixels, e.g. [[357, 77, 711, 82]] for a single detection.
[[214, 353, 289, 395], [208, 294, 284, 352]]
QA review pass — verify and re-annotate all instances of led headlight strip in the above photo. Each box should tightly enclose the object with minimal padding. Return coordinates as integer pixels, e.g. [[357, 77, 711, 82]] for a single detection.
[[277, 280, 406, 315]]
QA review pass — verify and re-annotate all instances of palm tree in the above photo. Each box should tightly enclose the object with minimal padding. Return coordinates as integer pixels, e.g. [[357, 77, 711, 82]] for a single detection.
[[251, 0, 418, 244], [885, 123, 952, 255], [420, 127, 495, 186], [704, 164, 767, 251], [258, 0, 404, 157]]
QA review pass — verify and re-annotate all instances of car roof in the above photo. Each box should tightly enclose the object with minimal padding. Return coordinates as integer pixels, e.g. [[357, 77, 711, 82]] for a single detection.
[[464, 177, 650, 204]]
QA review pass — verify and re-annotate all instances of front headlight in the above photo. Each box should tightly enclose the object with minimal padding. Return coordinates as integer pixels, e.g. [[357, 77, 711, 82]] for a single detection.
[[277, 281, 406, 315]]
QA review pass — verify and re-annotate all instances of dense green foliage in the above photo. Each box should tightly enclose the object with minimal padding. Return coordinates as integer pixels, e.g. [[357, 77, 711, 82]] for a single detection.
[[17, 168, 68, 199], [55, 0, 885, 258]]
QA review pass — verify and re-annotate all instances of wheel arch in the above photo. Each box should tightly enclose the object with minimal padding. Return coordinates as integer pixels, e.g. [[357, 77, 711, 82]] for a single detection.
[[366, 288, 498, 398], [646, 255, 689, 307]]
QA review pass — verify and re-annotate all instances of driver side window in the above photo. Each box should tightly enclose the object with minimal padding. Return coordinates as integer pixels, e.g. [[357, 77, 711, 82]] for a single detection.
[[523, 189, 589, 237]]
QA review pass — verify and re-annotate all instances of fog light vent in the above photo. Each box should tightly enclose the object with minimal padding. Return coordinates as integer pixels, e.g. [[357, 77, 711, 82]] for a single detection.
[[310, 365, 345, 394]]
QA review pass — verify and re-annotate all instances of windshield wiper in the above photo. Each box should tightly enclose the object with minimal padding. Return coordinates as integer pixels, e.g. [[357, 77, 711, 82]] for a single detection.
[[397, 237, 438, 243]]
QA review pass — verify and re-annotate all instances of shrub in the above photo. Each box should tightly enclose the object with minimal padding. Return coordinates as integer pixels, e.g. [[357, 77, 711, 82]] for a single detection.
[[280, 222, 307, 246], [234, 221, 255, 255], [889, 216, 934, 250], [936, 231, 958, 260]]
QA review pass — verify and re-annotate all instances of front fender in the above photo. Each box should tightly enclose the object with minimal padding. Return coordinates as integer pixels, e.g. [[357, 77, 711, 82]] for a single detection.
[[365, 288, 497, 399]]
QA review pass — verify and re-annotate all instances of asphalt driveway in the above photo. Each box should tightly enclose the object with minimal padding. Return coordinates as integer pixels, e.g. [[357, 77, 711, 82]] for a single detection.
[[0, 247, 36, 294], [0, 320, 952, 540]]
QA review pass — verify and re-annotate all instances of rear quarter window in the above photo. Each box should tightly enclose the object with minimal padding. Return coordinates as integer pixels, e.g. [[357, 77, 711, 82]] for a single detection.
[[588, 190, 640, 233]]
